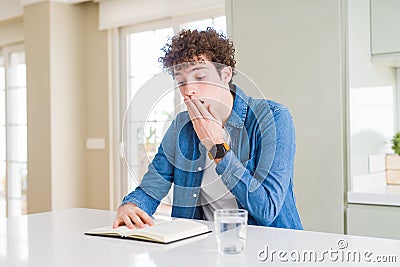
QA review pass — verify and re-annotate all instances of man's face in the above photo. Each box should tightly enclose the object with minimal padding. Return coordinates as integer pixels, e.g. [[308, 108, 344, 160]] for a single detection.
[[174, 58, 232, 110]]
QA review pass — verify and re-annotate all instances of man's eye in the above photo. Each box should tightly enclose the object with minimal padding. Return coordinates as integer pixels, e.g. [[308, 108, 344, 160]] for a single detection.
[[177, 81, 186, 86], [196, 76, 206, 80]]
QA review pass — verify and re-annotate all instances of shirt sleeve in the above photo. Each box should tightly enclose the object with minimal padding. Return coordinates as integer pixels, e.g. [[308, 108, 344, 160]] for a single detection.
[[215, 107, 296, 226]]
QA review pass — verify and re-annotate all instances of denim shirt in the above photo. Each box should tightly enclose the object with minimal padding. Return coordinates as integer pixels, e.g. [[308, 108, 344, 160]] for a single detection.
[[121, 85, 303, 230]]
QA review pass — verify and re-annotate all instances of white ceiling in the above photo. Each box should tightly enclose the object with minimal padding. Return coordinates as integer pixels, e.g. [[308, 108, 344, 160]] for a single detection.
[[0, 0, 92, 22]]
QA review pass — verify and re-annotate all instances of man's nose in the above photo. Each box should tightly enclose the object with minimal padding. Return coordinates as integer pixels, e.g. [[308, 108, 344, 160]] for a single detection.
[[184, 82, 197, 96]]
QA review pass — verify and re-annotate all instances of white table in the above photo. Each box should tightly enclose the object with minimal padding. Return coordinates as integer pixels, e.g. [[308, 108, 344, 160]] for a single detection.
[[1, 208, 400, 266]]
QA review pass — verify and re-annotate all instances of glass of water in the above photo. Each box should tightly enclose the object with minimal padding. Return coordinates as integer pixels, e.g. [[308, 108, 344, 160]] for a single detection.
[[214, 209, 248, 255]]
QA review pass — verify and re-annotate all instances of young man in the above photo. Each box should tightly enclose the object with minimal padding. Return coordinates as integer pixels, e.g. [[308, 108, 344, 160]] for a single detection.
[[113, 28, 303, 230]]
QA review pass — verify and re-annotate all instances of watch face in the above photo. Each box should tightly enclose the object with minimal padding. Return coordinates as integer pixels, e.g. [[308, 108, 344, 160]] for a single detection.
[[216, 143, 230, 159], [215, 144, 226, 159], [208, 143, 230, 160]]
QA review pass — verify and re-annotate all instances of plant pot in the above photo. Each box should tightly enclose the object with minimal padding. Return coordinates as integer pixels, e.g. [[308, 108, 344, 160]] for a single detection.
[[386, 154, 400, 185]]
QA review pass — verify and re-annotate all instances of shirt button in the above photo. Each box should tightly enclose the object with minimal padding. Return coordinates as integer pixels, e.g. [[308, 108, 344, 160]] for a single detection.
[[197, 167, 202, 171], [193, 193, 197, 198]]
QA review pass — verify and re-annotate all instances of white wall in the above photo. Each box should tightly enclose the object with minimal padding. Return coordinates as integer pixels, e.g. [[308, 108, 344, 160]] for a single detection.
[[25, 2, 52, 213], [0, 19, 24, 47], [0, 0, 22, 22], [49, 2, 87, 210], [25, 1, 110, 213], [98, 0, 224, 29], [85, 2, 110, 209], [228, 0, 346, 233]]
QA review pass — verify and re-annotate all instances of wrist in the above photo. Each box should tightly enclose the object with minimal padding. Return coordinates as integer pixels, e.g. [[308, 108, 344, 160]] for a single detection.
[[203, 138, 225, 151], [214, 157, 223, 164]]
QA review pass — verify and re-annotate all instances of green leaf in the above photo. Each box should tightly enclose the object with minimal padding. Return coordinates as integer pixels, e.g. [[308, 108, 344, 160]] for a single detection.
[[392, 132, 400, 156]]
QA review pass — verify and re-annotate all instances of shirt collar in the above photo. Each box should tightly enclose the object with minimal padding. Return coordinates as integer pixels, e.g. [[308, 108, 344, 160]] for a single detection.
[[225, 85, 249, 129]]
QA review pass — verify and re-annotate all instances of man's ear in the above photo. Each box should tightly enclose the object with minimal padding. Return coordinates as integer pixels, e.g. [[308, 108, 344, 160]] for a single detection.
[[221, 66, 233, 84]]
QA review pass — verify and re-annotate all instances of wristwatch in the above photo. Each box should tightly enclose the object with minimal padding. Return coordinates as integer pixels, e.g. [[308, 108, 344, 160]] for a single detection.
[[208, 143, 230, 160]]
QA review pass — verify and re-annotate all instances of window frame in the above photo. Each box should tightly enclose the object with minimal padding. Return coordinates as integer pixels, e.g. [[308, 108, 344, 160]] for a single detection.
[[116, 10, 226, 207], [0, 43, 27, 218]]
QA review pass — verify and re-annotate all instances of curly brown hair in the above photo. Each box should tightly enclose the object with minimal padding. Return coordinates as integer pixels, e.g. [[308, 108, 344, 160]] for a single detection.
[[159, 27, 236, 82]]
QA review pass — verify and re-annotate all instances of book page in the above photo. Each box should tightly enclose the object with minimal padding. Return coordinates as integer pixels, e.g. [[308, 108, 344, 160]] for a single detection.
[[85, 218, 210, 243], [85, 218, 168, 237], [129, 219, 210, 243]]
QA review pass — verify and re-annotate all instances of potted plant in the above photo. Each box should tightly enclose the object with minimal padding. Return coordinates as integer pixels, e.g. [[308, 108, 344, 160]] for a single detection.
[[386, 132, 400, 185]]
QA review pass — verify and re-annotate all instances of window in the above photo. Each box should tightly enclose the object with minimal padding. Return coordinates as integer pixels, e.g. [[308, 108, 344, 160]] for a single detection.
[[181, 16, 226, 33], [0, 45, 27, 218], [122, 27, 174, 194], [349, 86, 395, 178], [120, 15, 226, 215]]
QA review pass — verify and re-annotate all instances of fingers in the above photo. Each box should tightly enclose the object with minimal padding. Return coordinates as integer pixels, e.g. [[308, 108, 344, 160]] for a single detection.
[[208, 104, 223, 124], [185, 98, 203, 121], [136, 208, 154, 226], [185, 97, 225, 151], [190, 98, 209, 117], [112, 217, 123, 228], [126, 213, 145, 229], [186, 98, 220, 126], [113, 203, 154, 229]]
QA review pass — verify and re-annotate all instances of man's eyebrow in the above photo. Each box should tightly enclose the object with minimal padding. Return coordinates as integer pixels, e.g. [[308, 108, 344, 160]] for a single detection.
[[174, 66, 208, 76]]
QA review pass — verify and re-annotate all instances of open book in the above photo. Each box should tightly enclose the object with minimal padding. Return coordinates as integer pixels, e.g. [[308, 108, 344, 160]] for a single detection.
[[84, 218, 211, 244]]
